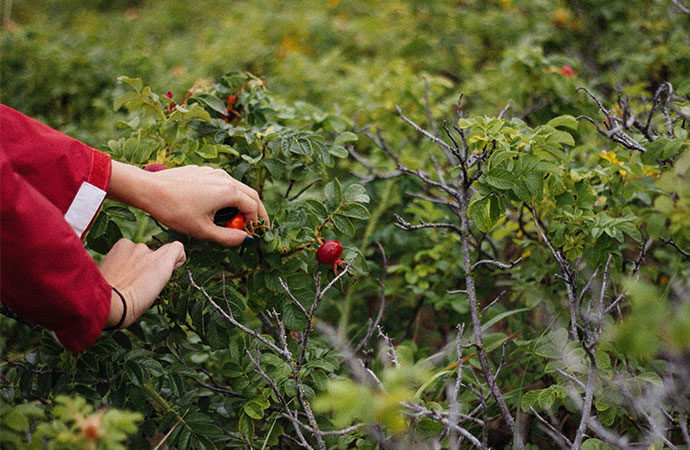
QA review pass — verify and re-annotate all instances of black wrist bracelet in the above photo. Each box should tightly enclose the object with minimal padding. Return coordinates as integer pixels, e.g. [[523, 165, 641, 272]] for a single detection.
[[104, 287, 127, 331]]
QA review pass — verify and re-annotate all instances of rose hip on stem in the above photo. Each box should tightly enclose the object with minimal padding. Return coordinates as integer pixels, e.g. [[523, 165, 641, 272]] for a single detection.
[[316, 240, 345, 274], [225, 214, 246, 230]]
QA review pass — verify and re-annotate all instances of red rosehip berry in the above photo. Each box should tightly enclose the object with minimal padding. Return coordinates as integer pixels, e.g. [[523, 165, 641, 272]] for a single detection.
[[143, 163, 168, 172], [316, 240, 343, 265], [226, 214, 246, 230]]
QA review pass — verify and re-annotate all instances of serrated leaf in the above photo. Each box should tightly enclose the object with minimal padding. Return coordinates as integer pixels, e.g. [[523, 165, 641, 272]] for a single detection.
[[549, 129, 576, 146], [243, 401, 266, 420], [106, 206, 137, 222], [304, 199, 329, 219], [196, 144, 218, 159], [124, 360, 145, 387], [520, 390, 541, 411], [329, 145, 349, 158], [325, 179, 342, 205], [538, 387, 556, 409], [483, 168, 515, 189], [117, 76, 143, 93], [194, 93, 228, 115], [332, 214, 355, 235], [343, 184, 370, 203], [113, 91, 141, 112], [547, 115, 579, 130], [522, 172, 544, 200], [241, 153, 263, 164], [467, 196, 492, 232], [334, 131, 358, 145], [282, 303, 307, 331], [338, 203, 370, 220]]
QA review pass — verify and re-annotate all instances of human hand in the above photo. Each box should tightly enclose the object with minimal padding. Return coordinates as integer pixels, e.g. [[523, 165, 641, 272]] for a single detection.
[[108, 162, 270, 247], [99, 239, 186, 329]]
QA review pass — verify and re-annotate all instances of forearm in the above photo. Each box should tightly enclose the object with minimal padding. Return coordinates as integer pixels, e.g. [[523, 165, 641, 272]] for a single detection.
[[106, 161, 158, 212]]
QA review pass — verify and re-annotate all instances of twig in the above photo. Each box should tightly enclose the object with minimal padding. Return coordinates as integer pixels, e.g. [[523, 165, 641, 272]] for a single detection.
[[286, 418, 366, 436], [531, 207, 580, 341], [289, 178, 322, 201], [498, 99, 512, 120], [275, 320, 328, 450], [187, 269, 285, 356], [529, 406, 573, 449], [246, 349, 315, 450], [671, 0, 690, 14], [355, 243, 388, 354], [448, 324, 465, 450], [661, 238, 690, 258], [393, 214, 463, 234], [395, 105, 456, 156], [378, 326, 400, 368], [470, 257, 522, 273], [404, 402, 485, 449], [481, 291, 504, 315], [573, 359, 597, 449]]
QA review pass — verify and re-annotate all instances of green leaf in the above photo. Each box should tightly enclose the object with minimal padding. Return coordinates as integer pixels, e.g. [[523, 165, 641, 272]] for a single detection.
[[332, 214, 355, 236], [537, 387, 556, 409], [243, 401, 266, 420], [238, 412, 255, 437], [194, 93, 228, 115], [483, 168, 515, 190], [282, 303, 307, 331], [106, 206, 137, 222], [646, 213, 666, 238], [124, 360, 145, 387], [241, 153, 263, 164], [467, 196, 492, 232], [520, 390, 540, 411], [338, 203, 370, 220], [113, 91, 141, 112], [548, 129, 575, 147], [329, 145, 349, 158], [343, 184, 370, 203], [325, 179, 343, 205], [304, 199, 329, 219], [546, 115, 579, 130], [196, 144, 218, 159], [522, 172, 544, 200], [334, 131, 358, 145], [189, 421, 223, 435], [117, 76, 143, 93], [575, 181, 597, 209], [481, 308, 531, 331]]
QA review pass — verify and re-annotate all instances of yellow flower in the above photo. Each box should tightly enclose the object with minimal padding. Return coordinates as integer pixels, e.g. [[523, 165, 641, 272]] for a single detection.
[[600, 150, 620, 165]]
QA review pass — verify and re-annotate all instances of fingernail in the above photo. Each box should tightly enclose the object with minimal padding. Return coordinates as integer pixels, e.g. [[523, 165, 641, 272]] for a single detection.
[[242, 236, 255, 246]]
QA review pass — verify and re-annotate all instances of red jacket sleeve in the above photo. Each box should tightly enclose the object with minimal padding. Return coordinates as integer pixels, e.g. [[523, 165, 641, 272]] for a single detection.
[[0, 105, 112, 352], [0, 104, 111, 239]]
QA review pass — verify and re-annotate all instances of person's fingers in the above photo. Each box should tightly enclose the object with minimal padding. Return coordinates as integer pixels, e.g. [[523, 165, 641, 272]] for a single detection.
[[156, 241, 187, 270], [204, 225, 248, 247], [233, 183, 271, 226], [225, 188, 261, 222]]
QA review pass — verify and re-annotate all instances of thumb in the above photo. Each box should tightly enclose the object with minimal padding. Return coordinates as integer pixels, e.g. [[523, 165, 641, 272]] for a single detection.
[[154, 241, 187, 271], [204, 225, 249, 247]]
